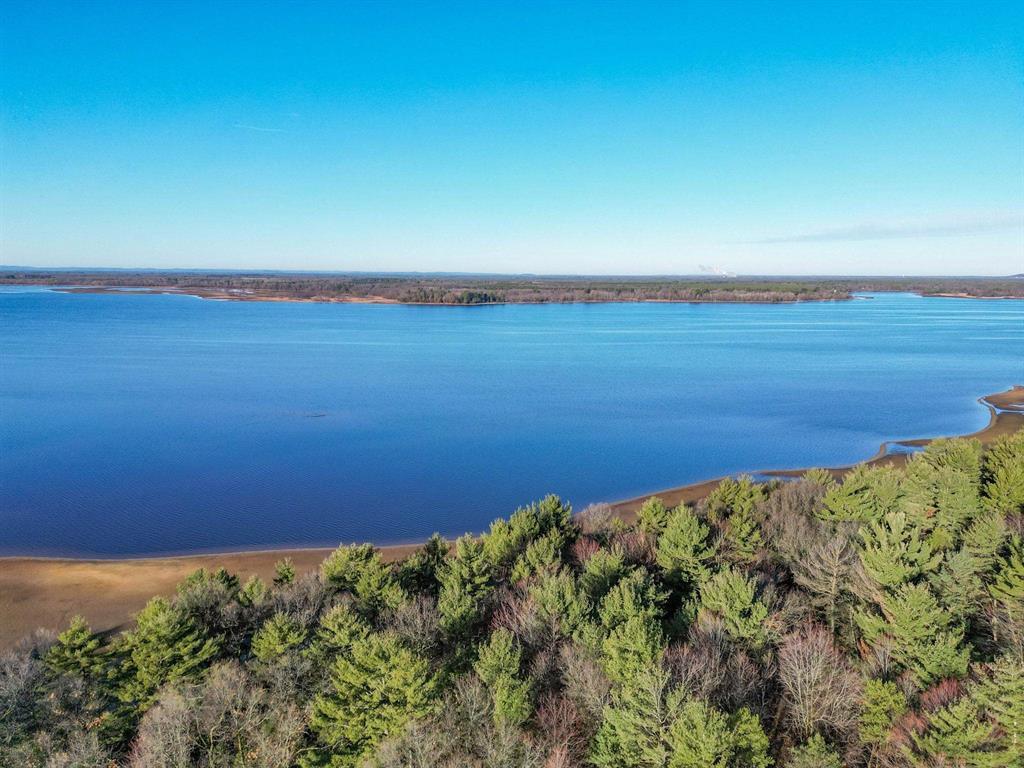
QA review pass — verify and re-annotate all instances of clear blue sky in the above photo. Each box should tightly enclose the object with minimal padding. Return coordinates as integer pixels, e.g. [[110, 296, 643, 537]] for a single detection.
[[1, 1, 1021, 275]]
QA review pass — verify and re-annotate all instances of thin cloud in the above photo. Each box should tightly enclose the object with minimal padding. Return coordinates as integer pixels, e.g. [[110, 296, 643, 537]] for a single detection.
[[755, 214, 1023, 244], [233, 123, 287, 133]]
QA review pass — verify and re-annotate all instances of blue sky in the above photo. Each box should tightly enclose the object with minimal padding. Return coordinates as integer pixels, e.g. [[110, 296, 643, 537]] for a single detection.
[[1, 1, 1021, 275]]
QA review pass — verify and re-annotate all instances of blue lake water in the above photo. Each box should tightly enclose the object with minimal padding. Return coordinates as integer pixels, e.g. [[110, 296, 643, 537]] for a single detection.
[[1, 287, 1022, 557]]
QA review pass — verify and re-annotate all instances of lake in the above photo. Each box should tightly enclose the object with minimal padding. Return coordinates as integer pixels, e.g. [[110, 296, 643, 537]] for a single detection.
[[1, 287, 1022, 557]]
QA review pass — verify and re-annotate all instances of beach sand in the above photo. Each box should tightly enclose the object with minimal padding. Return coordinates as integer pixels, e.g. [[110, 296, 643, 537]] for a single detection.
[[1, 386, 1021, 649]]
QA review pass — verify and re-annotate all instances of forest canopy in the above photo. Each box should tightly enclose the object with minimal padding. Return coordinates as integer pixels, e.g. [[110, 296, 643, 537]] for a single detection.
[[2, 431, 1023, 767]]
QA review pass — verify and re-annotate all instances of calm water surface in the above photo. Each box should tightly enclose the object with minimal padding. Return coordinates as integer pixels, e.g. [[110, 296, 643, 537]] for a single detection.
[[1, 288, 1021, 556]]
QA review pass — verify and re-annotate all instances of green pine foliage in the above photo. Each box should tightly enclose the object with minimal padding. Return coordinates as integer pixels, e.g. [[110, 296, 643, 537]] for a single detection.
[[820, 463, 903, 522], [437, 535, 494, 639], [856, 583, 969, 685], [44, 615, 103, 678], [698, 568, 771, 649], [858, 509, 940, 590], [858, 678, 907, 748], [251, 612, 307, 662], [656, 504, 715, 589], [786, 734, 842, 768], [308, 632, 438, 766], [273, 557, 296, 586], [983, 431, 1024, 515], [637, 496, 670, 537], [116, 596, 220, 708]]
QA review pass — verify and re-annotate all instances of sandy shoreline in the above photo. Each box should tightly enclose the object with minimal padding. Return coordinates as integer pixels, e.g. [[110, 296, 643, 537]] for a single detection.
[[1, 386, 1021, 649]]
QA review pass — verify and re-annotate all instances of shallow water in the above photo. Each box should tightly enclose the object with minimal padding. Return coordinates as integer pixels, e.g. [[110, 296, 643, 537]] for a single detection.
[[1, 288, 1021, 556]]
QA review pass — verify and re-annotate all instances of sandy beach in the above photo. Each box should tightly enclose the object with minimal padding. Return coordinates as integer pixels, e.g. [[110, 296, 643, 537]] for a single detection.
[[1, 386, 1021, 649]]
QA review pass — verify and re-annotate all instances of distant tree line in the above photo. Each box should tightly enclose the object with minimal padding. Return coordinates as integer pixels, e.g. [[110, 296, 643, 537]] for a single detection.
[[4, 271, 1023, 304], [2, 431, 1023, 766]]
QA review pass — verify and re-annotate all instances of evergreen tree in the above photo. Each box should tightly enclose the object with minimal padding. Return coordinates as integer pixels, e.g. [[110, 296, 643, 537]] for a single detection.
[[665, 699, 771, 768], [273, 557, 296, 586], [820, 464, 903, 523], [306, 603, 369, 666], [698, 568, 770, 649], [580, 546, 628, 602], [474, 629, 532, 725], [601, 614, 664, 684], [930, 547, 987, 624], [395, 533, 448, 595], [637, 496, 670, 537], [598, 568, 665, 634], [44, 615, 104, 678], [116, 597, 220, 708], [437, 535, 494, 639], [983, 431, 1024, 516], [590, 664, 680, 768], [972, 656, 1024, 765], [531, 569, 592, 639], [237, 574, 269, 607], [320, 543, 377, 591], [308, 633, 438, 767], [251, 612, 307, 662], [656, 505, 714, 590], [856, 583, 969, 686], [787, 734, 842, 768], [858, 510, 940, 591], [858, 679, 906, 749], [989, 535, 1024, 609]]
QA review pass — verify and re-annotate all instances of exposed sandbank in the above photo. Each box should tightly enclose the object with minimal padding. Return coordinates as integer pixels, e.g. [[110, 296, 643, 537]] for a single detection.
[[1, 386, 1021, 649]]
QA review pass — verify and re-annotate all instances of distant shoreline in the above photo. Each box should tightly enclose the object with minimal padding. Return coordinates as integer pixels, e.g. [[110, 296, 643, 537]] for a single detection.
[[40, 284, 1024, 304], [1, 385, 1021, 648], [51, 284, 847, 305], [5, 271, 1024, 305]]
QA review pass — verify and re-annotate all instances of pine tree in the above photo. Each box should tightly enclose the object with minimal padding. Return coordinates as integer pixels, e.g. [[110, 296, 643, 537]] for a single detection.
[[601, 614, 664, 684], [820, 464, 903, 523], [320, 543, 377, 591], [905, 697, 999, 766], [531, 569, 592, 640], [859, 679, 907, 749], [929, 548, 986, 624], [666, 700, 771, 768], [698, 568, 770, 649], [437, 535, 494, 639], [510, 530, 562, 582], [273, 557, 296, 586], [989, 535, 1024, 609], [237, 574, 270, 607], [474, 629, 532, 725], [45, 615, 103, 678], [598, 568, 665, 633], [856, 584, 968, 686], [638, 496, 670, 537], [305, 603, 369, 667], [251, 612, 307, 662], [308, 632, 438, 767], [590, 664, 680, 768], [787, 734, 841, 768], [395, 533, 448, 595], [656, 505, 714, 590], [116, 596, 220, 708], [858, 510, 940, 591], [972, 656, 1024, 765], [580, 547, 628, 602], [983, 431, 1024, 516]]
